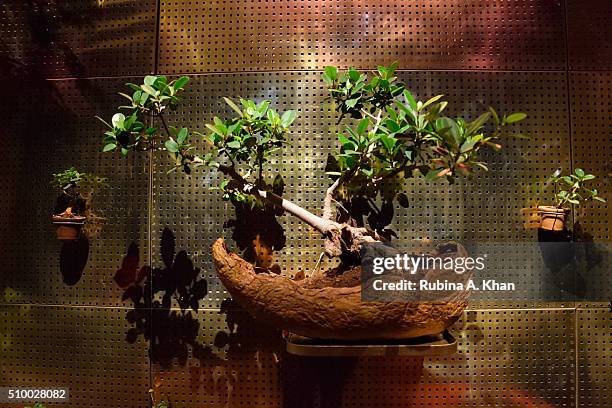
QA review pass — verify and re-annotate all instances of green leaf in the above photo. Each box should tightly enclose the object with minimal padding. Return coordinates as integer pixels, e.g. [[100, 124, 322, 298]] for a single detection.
[[112, 113, 126, 130], [420, 94, 444, 111], [505, 112, 527, 124], [103, 143, 117, 152], [324, 66, 338, 82], [139, 92, 149, 105], [205, 123, 224, 137], [226, 140, 241, 149], [124, 112, 137, 130], [165, 139, 179, 153], [377, 65, 388, 78], [141, 84, 158, 97], [281, 110, 297, 128], [267, 108, 280, 123], [435, 117, 461, 148], [223, 97, 243, 116], [460, 139, 477, 153], [177, 128, 188, 144], [121, 147, 129, 156], [582, 174, 595, 180], [345, 98, 359, 108], [257, 100, 271, 115], [348, 67, 360, 82], [144, 75, 157, 86], [488, 106, 500, 127], [387, 61, 398, 76], [380, 134, 397, 151], [594, 196, 607, 203], [574, 168, 585, 178], [466, 112, 491, 135], [126, 82, 141, 91], [118, 92, 133, 103], [338, 133, 350, 145], [403, 90, 417, 110], [173, 76, 190, 90], [357, 117, 370, 135]]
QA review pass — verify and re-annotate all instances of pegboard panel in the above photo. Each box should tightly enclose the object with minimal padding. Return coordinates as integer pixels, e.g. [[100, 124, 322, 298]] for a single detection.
[[567, 0, 612, 70], [570, 72, 612, 242], [158, 0, 567, 74], [577, 308, 612, 408], [337, 309, 576, 407], [152, 70, 571, 309], [0, 77, 149, 307], [148, 308, 576, 407], [345, 309, 575, 407], [0, 0, 156, 79], [0, 304, 150, 408]]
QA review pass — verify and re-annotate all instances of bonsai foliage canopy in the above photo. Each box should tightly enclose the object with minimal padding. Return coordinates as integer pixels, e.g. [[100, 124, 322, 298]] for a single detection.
[[98, 64, 527, 260]]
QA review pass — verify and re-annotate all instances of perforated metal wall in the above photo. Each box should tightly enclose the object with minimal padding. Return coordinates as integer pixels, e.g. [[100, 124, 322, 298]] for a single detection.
[[158, 0, 567, 72], [0, 0, 611, 407]]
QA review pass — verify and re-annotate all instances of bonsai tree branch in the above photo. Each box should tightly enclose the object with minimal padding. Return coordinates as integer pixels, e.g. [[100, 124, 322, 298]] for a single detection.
[[323, 177, 342, 220], [218, 164, 332, 234], [218, 163, 383, 258]]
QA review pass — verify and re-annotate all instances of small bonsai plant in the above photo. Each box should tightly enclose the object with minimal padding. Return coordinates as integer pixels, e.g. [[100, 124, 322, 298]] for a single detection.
[[98, 65, 528, 339], [538, 168, 606, 231], [51, 167, 107, 240]]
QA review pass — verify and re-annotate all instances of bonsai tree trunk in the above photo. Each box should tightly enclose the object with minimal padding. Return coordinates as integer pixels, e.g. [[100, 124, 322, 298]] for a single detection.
[[218, 164, 383, 260]]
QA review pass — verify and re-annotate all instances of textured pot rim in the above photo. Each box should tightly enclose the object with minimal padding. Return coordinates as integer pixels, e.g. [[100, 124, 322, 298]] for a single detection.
[[52, 217, 86, 226], [537, 205, 570, 215]]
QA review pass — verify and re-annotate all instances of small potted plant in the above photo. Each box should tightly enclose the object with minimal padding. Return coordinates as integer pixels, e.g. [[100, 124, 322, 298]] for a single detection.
[[51, 168, 107, 240], [538, 168, 606, 231]]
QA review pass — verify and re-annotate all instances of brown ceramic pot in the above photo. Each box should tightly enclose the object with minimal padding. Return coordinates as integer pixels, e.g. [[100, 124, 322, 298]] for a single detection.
[[537, 206, 569, 231]]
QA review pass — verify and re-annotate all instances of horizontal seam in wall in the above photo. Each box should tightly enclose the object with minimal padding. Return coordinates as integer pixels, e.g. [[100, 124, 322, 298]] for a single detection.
[[2, 303, 604, 312]]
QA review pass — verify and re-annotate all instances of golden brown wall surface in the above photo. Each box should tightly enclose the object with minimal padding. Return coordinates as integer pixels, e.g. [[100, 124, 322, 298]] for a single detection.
[[0, 1, 610, 407]]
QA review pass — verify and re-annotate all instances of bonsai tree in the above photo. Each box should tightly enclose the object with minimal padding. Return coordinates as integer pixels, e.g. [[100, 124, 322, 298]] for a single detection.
[[97, 65, 529, 339], [97, 64, 526, 263], [537, 168, 606, 231], [51, 167, 107, 240]]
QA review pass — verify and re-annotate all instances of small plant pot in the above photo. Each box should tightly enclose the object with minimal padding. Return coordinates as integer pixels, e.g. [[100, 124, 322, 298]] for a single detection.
[[537, 206, 569, 231], [52, 216, 86, 241]]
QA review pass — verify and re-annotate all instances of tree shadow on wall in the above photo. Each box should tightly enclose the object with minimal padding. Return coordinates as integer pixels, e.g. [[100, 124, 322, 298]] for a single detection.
[[224, 178, 287, 274], [0, 0, 86, 78], [167, 297, 283, 405], [115, 227, 209, 369]]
